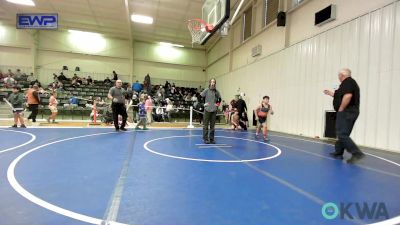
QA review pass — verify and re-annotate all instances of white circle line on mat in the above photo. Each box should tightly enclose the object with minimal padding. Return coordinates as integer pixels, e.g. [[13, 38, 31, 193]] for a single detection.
[[7, 131, 128, 225], [143, 135, 282, 163], [0, 129, 36, 154]]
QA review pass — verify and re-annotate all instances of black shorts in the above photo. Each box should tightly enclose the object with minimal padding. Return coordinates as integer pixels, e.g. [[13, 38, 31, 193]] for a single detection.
[[258, 116, 267, 124], [12, 109, 24, 114]]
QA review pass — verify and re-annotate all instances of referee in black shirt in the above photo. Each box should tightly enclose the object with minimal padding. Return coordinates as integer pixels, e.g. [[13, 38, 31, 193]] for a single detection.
[[324, 68, 365, 164]]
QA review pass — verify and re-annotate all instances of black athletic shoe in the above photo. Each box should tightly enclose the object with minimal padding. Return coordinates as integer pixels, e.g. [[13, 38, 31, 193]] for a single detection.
[[204, 139, 210, 144], [347, 153, 365, 164], [329, 152, 344, 160], [210, 140, 216, 144], [115, 128, 120, 132], [10, 124, 17, 128], [20, 124, 27, 128], [120, 128, 127, 131]]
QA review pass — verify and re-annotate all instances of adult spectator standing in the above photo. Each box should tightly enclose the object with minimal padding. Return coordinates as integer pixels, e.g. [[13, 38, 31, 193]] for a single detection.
[[132, 80, 143, 93], [108, 80, 127, 131], [200, 78, 221, 144], [236, 95, 247, 121], [144, 73, 151, 93], [112, 71, 118, 81], [324, 68, 365, 164], [26, 84, 40, 123]]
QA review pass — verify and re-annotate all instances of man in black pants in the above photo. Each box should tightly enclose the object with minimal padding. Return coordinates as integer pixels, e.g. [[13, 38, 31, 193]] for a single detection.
[[324, 68, 365, 164], [108, 80, 127, 131], [236, 95, 247, 120], [26, 84, 40, 123], [200, 78, 221, 144]]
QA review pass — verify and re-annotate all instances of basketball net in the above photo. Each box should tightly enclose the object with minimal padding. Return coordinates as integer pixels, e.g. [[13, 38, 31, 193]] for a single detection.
[[187, 19, 213, 47]]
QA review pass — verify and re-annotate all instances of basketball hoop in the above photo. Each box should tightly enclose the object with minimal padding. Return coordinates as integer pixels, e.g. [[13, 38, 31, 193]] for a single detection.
[[187, 19, 214, 46]]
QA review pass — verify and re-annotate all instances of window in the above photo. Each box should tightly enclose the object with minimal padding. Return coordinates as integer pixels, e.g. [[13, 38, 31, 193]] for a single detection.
[[264, 0, 279, 26], [243, 6, 253, 41]]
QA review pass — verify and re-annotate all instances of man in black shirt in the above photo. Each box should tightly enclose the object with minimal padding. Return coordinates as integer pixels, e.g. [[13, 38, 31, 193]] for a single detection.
[[236, 95, 247, 121], [324, 68, 365, 163], [112, 71, 118, 81]]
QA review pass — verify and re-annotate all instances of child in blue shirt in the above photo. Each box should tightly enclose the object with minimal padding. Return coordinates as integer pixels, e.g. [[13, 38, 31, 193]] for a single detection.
[[135, 98, 148, 130]]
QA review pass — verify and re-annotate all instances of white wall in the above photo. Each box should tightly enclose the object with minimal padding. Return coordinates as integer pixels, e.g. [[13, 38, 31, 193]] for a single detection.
[[288, 0, 395, 45], [208, 1, 400, 152], [0, 24, 133, 84], [0, 24, 33, 71], [133, 41, 206, 88], [37, 30, 132, 84]]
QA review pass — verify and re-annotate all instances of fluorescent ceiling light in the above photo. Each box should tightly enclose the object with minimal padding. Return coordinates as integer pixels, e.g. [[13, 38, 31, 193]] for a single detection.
[[159, 42, 184, 48], [6, 0, 35, 6], [68, 30, 106, 53], [68, 29, 101, 36], [131, 14, 153, 24]]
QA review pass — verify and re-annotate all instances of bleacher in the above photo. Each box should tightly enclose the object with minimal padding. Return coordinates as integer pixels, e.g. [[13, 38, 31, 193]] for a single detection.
[[0, 68, 225, 124], [36, 81, 114, 120]]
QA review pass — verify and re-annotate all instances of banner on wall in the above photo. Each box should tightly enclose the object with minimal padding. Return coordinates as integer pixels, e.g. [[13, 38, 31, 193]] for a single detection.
[[16, 13, 58, 29]]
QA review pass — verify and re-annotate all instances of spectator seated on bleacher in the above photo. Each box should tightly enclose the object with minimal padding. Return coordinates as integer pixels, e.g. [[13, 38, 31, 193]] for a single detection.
[[4, 75, 16, 88], [153, 106, 165, 122], [95, 97, 106, 107], [26, 73, 35, 82], [30, 79, 42, 88], [58, 72, 67, 81], [14, 69, 22, 80], [71, 77, 81, 88], [7, 69, 14, 78], [69, 96, 79, 106], [0, 70, 5, 83], [87, 76, 93, 85], [104, 77, 112, 85], [191, 94, 198, 104], [184, 93, 192, 102]]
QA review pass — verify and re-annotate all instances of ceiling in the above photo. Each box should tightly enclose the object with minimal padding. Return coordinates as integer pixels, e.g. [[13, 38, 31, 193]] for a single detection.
[[0, 0, 239, 48]]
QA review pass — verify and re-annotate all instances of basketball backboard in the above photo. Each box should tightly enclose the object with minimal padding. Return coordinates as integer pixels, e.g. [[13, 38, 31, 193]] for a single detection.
[[200, 0, 230, 45]]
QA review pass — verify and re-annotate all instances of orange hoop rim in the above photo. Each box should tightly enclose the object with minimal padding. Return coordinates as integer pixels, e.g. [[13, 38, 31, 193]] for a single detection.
[[187, 18, 214, 32]]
